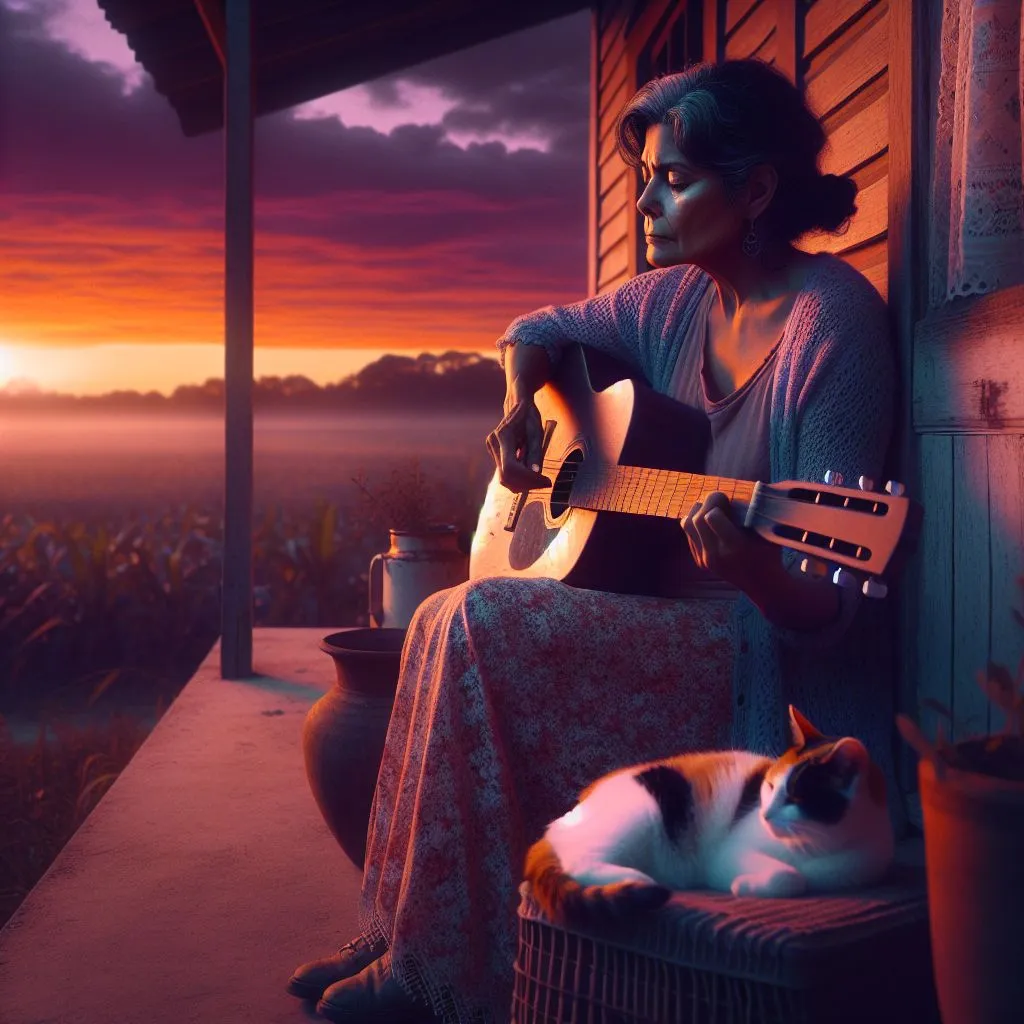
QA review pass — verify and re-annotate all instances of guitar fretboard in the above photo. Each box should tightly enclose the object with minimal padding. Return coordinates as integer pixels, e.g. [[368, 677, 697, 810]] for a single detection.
[[570, 464, 758, 520]]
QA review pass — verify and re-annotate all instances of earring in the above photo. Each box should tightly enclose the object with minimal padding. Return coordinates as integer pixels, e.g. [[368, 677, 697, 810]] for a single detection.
[[742, 220, 762, 258]]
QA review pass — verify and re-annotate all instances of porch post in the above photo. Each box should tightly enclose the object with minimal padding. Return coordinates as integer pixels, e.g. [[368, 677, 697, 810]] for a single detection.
[[221, 0, 254, 678]]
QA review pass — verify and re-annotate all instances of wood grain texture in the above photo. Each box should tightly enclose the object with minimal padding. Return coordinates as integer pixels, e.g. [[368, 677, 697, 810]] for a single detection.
[[751, 26, 777, 63], [726, 0, 761, 34], [952, 434, 992, 740], [597, 234, 630, 289], [805, 1, 888, 118], [887, 0, 930, 796], [598, 204, 632, 257], [820, 84, 889, 176], [804, 0, 883, 57], [774, 0, 800, 83], [598, 166, 630, 218], [840, 238, 888, 299], [597, 267, 631, 296], [914, 434, 954, 747], [913, 285, 1024, 433], [725, 0, 775, 57], [704, 0, 723, 61], [987, 434, 1024, 733], [589, 9, 599, 297]]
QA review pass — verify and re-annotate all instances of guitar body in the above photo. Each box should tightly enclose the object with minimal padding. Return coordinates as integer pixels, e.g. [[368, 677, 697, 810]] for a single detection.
[[470, 345, 711, 597]]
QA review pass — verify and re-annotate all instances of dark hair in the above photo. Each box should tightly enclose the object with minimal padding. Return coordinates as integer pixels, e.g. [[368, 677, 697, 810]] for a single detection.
[[615, 59, 857, 242]]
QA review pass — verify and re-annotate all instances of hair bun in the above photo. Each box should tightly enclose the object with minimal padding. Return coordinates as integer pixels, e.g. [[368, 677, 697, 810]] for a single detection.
[[811, 173, 858, 233]]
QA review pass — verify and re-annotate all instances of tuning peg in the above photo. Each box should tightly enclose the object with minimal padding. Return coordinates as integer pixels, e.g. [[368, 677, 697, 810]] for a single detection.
[[824, 470, 844, 486], [832, 567, 859, 589], [862, 577, 889, 599], [885, 480, 906, 496], [800, 557, 830, 579], [858, 475, 875, 491]]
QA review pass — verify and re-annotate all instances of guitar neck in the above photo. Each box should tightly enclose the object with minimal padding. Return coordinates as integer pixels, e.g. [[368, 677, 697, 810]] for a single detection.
[[571, 464, 757, 521]]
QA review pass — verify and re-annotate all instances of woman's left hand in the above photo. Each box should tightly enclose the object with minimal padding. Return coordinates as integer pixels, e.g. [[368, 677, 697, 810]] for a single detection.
[[681, 492, 781, 593]]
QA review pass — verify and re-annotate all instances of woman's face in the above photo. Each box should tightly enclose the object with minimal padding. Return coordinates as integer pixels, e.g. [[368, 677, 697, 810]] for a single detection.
[[636, 123, 746, 269]]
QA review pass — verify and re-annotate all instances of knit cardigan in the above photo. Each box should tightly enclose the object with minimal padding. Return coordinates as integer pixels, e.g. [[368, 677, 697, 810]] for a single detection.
[[497, 255, 907, 833]]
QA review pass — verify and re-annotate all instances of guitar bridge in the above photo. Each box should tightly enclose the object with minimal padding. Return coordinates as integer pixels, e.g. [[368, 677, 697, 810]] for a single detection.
[[503, 418, 556, 532]]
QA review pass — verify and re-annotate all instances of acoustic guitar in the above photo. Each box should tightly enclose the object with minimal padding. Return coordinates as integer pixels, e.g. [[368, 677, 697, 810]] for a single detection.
[[469, 344, 922, 600]]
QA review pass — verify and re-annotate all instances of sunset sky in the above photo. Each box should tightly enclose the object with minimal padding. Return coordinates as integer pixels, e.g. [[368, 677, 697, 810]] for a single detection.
[[0, 0, 590, 396]]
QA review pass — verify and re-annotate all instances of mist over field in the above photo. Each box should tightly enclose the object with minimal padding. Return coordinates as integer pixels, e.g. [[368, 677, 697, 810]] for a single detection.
[[0, 410, 497, 517]]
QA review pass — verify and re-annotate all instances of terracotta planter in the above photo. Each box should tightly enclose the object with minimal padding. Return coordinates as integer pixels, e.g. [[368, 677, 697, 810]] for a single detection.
[[919, 752, 1024, 1024], [303, 628, 406, 870]]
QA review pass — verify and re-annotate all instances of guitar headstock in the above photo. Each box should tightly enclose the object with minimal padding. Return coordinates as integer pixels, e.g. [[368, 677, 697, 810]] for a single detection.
[[746, 470, 924, 599]]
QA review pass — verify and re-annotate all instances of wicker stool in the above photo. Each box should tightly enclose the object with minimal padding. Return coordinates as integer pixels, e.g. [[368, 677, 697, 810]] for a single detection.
[[511, 860, 938, 1024]]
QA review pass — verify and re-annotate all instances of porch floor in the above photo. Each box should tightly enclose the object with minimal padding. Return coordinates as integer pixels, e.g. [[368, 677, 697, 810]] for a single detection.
[[0, 627, 363, 1024]]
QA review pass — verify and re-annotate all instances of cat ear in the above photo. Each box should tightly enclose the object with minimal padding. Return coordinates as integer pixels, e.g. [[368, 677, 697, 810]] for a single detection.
[[822, 738, 869, 791], [788, 705, 825, 748]]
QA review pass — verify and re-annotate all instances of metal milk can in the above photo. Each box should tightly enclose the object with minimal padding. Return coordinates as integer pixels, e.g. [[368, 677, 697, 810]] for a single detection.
[[368, 524, 469, 629]]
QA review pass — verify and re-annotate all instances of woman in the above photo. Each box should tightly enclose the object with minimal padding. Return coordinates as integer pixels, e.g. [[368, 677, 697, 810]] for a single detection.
[[290, 59, 901, 1023]]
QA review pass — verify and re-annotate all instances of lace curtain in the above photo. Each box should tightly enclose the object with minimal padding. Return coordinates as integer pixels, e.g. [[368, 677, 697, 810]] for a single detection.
[[929, 0, 1024, 306]]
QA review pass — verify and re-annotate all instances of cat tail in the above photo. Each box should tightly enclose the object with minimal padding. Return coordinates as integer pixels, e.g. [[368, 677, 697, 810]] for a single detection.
[[524, 837, 671, 927]]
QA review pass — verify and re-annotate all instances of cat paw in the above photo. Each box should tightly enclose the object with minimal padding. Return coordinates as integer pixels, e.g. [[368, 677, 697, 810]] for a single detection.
[[731, 869, 806, 898]]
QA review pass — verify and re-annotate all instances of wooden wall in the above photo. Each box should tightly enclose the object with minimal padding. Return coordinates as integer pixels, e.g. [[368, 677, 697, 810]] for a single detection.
[[589, 0, 1024, 818], [591, 0, 891, 296]]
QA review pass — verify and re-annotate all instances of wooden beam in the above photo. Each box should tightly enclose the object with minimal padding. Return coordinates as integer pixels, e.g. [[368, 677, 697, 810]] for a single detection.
[[887, 0, 930, 798], [775, 0, 800, 85], [221, 0, 254, 679], [193, 0, 226, 67], [703, 0, 723, 62], [589, 8, 599, 297]]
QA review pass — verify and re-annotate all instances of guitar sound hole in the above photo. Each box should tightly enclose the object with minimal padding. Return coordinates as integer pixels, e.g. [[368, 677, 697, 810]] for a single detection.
[[550, 449, 584, 519]]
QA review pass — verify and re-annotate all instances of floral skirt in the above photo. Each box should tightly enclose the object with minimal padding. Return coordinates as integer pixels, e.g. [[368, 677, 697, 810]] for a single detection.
[[358, 575, 737, 1024]]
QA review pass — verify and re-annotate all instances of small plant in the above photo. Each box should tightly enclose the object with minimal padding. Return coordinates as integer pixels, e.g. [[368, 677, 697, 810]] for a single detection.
[[350, 458, 452, 533], [897, 575, 1024, 782]]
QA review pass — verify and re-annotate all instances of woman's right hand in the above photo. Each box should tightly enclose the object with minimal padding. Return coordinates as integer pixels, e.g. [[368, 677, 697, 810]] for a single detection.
[[485, 389, 551, 493]]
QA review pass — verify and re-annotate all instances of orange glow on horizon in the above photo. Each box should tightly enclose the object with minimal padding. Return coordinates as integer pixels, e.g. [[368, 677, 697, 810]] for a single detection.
[[1, 191, 579, 395]]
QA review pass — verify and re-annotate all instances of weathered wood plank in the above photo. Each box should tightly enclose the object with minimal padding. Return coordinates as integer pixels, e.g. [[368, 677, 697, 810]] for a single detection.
[[598, 164, 630, 214], [952, 434, 992, 740], [751, 26, 777, 64], [805, 2, 888, 119], [804, 0, 884, 58], [598, 204, 631, 257], [800, 172, 887, 253], [600, 44, 629, 103], [598, 73, 631, 148], [598, 124, 626, 176], [599, 0, 629, 47], [987, 434, 1024, 733], [841, 240, 888, 299], [726, 0, 760, 34], [913, 284, 1024, 433], [600, 21, 628, 84], [597, 234, 629, 289], [704, 0, 723, 62], [820, 85, 889, 176], [775, 0, 799, 83], [914, 434, 955, 747], [725, 0, 775, 58], [589, 9, 599, 297], [598, 267, 631, 296]]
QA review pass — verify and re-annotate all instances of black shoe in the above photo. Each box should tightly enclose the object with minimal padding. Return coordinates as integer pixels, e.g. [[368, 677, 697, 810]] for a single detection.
[[286, 932, 388, 1001], [316, 954, 430, 1022]]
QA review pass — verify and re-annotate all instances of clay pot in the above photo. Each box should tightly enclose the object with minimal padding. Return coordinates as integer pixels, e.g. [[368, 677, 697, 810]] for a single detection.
[[303, 628, 406, 870], [919, 752, 1024, 1024]]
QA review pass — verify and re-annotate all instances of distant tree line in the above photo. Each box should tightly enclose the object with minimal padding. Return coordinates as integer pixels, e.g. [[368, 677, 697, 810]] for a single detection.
[[0, 351, 506, 413]]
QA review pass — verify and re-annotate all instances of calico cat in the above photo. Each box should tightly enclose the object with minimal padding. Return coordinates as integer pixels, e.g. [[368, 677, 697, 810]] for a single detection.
[[525, 706, 894, 926]]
